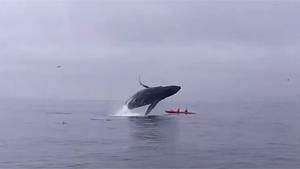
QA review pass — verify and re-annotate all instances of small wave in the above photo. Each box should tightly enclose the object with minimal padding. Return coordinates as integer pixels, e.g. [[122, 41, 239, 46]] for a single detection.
[[112, 105, 143, 117], [90, 118, 103, 121], [46, 112, 72, 115]]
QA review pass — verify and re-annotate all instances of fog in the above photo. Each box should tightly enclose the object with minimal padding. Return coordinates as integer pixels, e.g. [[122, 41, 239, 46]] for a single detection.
[[1, 0, 300, 102]]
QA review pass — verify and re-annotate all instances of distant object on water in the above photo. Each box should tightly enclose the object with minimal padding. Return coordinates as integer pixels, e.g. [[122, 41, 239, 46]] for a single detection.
[[165, 108, 195, 115]]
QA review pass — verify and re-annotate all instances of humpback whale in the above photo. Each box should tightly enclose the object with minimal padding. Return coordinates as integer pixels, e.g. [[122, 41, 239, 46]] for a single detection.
[[125, 78, 181, 115]]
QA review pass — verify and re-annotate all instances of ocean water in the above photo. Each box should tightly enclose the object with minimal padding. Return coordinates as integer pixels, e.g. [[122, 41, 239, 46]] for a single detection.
[[0, 98, 300, 168]]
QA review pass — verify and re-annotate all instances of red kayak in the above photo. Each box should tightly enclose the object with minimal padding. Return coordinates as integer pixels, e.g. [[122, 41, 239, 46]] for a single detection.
[[165, 108, 195, 115]]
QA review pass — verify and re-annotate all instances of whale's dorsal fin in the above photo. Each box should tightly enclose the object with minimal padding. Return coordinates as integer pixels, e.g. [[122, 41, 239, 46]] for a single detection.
[[138, 76, 150, 88]]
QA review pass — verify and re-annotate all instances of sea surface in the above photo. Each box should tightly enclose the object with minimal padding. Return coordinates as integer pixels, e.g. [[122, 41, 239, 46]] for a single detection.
[[0, 98, 300, 168]]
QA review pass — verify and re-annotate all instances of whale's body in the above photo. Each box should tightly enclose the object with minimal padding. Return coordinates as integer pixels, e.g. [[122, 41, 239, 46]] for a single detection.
[[125, 80, 181, 115]]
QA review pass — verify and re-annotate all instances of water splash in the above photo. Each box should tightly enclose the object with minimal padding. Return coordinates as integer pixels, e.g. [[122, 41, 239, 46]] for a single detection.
[[113, 105, 143, 117]]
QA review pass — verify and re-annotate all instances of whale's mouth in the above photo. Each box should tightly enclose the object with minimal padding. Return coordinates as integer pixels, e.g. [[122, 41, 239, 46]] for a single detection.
[[113, 105, 143, 117], [171, 85, 181, 93]]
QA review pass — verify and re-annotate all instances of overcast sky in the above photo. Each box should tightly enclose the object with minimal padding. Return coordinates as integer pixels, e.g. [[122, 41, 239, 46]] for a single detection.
[[1, 0, 300, 101]]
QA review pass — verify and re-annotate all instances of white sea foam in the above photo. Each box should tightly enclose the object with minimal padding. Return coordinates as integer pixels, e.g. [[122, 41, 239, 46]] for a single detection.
[[113, 105, 143, 117]]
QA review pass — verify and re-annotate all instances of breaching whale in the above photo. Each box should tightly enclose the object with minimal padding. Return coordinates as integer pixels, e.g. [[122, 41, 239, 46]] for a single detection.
[[125, 78, 181, 115]]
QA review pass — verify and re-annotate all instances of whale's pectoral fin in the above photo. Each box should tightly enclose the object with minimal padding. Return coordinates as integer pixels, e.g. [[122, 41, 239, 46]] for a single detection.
[[139, 82, 150, 89], [139, 76, 150, 88], [145, 100, 160, 115]]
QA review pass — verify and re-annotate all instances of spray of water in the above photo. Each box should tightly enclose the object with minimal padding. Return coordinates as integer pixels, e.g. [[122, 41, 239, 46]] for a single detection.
[[113, 105, 143, 117]]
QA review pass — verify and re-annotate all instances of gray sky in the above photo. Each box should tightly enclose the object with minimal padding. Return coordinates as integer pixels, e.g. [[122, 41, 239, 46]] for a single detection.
[[1, 0, 300, 101]]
